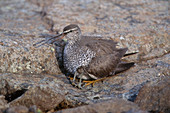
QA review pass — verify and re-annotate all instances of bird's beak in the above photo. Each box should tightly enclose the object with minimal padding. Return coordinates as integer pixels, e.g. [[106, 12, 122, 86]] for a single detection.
[[50, 33, 67, 43], [54, 33, 65, 40], [61, 33, 67, 42], [33, 32, 66, 47]]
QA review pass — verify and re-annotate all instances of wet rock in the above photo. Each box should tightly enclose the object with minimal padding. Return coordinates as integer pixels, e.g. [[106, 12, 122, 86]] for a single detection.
[[9, 85, 65, 111], [56, 98, 148, 113], [135, 76, 170, 113], [5, 106, 28, 113]]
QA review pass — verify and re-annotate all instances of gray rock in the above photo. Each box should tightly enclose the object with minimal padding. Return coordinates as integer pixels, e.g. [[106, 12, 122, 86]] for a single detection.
[[135, 76, 170, 113], [38, 0, 169, 62], [0, 0, 169, 112], [5, 106, 28, 113], [56, 98, 148, 113], [0, 0, 61, 75], [9, 85, 65, 111], [0, 95, 9, 112]]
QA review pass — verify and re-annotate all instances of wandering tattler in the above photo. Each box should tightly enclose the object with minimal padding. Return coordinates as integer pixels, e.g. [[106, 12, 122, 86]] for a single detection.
[[34, 24, 137, 88]]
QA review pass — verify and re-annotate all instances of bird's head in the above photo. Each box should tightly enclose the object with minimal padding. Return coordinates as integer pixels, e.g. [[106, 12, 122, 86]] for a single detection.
[[61, 24, 81, 43], [33, 24, 81, 47]]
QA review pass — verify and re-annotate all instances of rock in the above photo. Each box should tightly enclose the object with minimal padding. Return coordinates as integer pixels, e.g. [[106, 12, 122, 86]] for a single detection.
[[37, 0, 169, 62], [5, 106, 28, 113], [0, 53, 169, 111], [1, 0, 169, 76], [0, 0, 61, 75], [135, 77, 170, 113], [0, 73, 42, 97], [0, 0, 169, 112], [0, 95, 9, 112], [9, 85, 65, 111], [0, 73, 67, 112], [56, 98, 148, 113], [28, 105, 39, 113]]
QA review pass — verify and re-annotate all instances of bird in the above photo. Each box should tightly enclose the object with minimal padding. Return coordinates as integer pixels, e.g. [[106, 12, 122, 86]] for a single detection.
[[34, 24, 137, 88]]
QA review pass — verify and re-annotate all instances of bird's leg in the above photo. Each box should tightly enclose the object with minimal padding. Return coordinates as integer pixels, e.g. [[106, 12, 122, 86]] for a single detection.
[[83, 77, 106, 87], [71, 71, 84, 88], [78, 73, 85, 89], [71, 71, 78, 86], [79, 68, 105, 87], [84, 67, 118, 87], [83, 66, 118, 87], [73, 71, 78, 82]]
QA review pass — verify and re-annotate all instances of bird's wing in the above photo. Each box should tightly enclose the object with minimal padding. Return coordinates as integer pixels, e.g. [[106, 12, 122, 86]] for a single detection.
[[115, 62, 135, 74], [85, 48, 128, 78], [80, 38, 118, 56], [78, 37, 129, 78]]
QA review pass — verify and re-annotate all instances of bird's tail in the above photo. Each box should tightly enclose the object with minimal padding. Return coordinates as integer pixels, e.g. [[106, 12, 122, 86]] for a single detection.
[[123, 52, 138, 57], [115, 62, 135, 74]]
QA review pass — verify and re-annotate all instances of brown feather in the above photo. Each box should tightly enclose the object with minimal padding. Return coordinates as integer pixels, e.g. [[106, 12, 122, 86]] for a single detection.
[[115, 62, 135, 74], [61, 24, 136, 81], [77, 36, 128, 79]]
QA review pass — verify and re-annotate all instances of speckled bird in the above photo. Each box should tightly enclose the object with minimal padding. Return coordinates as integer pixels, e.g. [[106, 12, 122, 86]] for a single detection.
[[57, 24, 136, 88], [34, 24, 136, 88]]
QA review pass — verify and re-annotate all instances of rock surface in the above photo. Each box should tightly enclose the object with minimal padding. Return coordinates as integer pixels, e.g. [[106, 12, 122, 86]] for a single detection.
[[135, 76, 170, 113], [56, 98, 148, 113], [0, 0, 61, 75], [0, 0, 169, 112], [41, 0, 169, 62], [5, 106, 29, 113], [0, 95, 8, 112], [9, 85, 65, 111], [0, 0, 169, 75]]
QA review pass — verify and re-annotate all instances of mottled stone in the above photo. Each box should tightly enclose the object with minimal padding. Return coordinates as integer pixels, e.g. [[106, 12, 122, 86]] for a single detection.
[[135, 76, 170, 113], [0, 95, 9, 112], [28, 105, 39, 113], [0, 0, 169, 112], [37, 0, 169, 62], [5, 106, 28, 113], [1, 0, 169, 75], [56, 98, 148, 113], [9, 85, 65, 111], [0, 73, 43, 96], [0, 0, 61, 75]]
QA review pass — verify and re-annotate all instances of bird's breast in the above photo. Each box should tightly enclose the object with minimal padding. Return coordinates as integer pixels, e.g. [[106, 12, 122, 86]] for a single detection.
[[63, 44, 95, 74]]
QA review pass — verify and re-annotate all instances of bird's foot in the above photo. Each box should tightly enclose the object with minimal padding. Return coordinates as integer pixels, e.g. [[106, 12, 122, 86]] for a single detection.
[[78, 82, 83, 89], [83, 77, 106, 87], [71, 80, 83, 89], [68, 76, 74, 80], [67, 75, 77, 86], [68, 76, 83, 88]]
